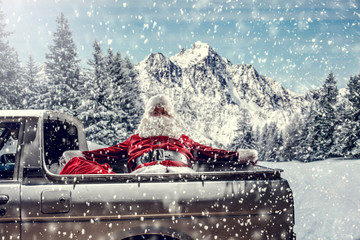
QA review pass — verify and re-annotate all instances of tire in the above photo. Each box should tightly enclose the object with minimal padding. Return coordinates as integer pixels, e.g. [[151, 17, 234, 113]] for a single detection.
[[122, 234, 180, 240]]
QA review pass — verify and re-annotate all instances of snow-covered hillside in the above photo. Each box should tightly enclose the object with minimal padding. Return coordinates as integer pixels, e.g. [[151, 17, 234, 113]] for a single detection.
[[261, 159, 360, 240], [135, 41, 308, 147]]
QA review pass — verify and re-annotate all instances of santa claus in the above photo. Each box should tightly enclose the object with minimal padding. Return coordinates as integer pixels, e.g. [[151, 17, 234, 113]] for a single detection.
[[60, 95, 258, 174]]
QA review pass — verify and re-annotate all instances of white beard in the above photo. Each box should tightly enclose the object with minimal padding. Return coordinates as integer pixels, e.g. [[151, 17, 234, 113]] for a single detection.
[[136, 115, 182, 139]]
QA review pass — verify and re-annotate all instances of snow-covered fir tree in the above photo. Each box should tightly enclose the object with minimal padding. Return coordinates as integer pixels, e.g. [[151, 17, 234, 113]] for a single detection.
[[294, 104, 317, 161], [109, 55, 143, 143], [231, 109, 255, 150], [36, 13, 82, 115], [0, 4, 23, 109], [258, 122, 283, 161], [22, 55, 44, 107], [282, 113, 307, 161], [343, 74, 360, 157], [79, 42, 142, 146], [24, 56, 38, 86], [102, 48, 143, 144], [332, 97, 351, 157], [300, 72, 339, 161], [77, 41, 113, 145], [333, 74, 360, 157]]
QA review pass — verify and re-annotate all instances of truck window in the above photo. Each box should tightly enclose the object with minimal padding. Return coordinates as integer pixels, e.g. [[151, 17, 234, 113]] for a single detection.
[[43, 119, 79, 173], [0, 122, 20, 180]]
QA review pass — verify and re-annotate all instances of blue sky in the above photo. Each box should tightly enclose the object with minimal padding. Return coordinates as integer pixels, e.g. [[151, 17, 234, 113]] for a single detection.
[[2, 0, 360, 93]]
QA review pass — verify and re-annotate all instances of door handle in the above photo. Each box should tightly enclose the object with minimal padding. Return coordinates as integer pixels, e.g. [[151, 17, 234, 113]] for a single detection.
[[0, 195, 9, 204]]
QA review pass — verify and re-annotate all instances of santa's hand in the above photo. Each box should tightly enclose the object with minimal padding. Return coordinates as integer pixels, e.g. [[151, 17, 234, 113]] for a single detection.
[[237, 149, 258, 165]]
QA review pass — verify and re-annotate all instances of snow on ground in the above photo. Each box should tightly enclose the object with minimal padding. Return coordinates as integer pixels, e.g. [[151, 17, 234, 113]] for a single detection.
[[260, 159, 360, 240]]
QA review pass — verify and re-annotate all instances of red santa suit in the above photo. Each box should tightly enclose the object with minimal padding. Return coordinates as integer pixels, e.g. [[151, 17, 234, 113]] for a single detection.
[[60, 134, 242, 174], [60, 95, 257, 174]]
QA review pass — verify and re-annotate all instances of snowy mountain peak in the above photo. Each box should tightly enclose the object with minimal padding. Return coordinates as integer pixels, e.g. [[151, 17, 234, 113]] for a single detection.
[[192, 41, 212, 52], [170, 41, 220, 68], [135, 41, 308, 146], [143, 52, 169, 66]]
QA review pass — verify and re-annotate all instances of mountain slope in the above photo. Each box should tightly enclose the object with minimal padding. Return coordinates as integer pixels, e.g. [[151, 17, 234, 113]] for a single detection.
[[135, 41, 307, 147]]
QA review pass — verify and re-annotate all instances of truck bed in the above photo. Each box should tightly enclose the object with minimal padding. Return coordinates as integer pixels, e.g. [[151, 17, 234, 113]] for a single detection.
[[49, 164, 283, 183]]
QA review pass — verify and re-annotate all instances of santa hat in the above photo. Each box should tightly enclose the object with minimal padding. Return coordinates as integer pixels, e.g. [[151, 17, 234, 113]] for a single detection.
[[145, 95, 176, 117]]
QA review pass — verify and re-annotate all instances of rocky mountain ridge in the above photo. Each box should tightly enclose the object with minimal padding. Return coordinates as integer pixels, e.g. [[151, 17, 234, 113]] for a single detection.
[[134, 41, 308, 147]]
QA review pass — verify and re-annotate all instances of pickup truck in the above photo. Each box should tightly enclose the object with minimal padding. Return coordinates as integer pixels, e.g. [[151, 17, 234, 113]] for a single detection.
[[0, 110, 295, 239]]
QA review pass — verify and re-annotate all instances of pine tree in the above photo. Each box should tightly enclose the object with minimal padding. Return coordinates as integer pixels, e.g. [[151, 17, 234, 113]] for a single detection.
[[105, 49, 143, 144], [23, 55, 42, 108], [0, 3, 23, 109], [254, 125, 261, 153], [295, 105, 316, 161], [275, 130, 284, 161], [78, 43, 142, 145], [282, 113, 306, 161], [332, 98, 350, 157], [24, 56, 39, 84], [301, 72, 338, 161], [257, 123, 267, 161], [89, 41, 108, 99], [77, 41, 111, 145], [334, 74, 360, 157], [260, 122, 283, 161], [232, 109, 255, 150], [37, 13, 82, 115]]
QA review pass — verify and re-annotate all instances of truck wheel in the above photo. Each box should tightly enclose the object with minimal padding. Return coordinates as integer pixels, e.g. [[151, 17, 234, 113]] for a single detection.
[[122, 234, 180, 240]]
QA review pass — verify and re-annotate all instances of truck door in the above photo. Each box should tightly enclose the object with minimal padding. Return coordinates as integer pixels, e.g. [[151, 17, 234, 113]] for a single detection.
[[0, 120, 23, 239], [19, 114, 89, 239]]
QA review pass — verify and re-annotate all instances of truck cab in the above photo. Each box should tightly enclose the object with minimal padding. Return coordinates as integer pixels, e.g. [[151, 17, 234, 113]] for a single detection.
[[0, 110, 295, 239]]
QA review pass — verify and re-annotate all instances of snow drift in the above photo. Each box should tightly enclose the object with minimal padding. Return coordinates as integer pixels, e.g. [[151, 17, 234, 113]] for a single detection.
[[261, 159, 360, 240]]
